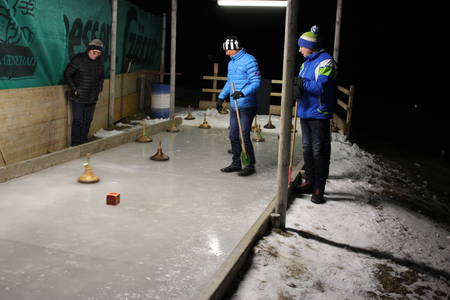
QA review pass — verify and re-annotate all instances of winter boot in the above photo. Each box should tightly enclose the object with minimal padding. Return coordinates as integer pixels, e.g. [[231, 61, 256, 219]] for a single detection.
[[221, 164, 242, 173], [311, 189, 325, 204], [295, 181, 314, 194], [238, 165, 255, 177]]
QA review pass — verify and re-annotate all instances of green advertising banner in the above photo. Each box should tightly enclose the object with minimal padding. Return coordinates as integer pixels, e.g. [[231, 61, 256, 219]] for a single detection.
[[117, 0, 162, 74], [0, 0, 162, 90]]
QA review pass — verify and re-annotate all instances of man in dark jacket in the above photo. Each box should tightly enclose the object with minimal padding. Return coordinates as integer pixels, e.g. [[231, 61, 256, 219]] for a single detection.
[[217, 36, 261, 176], [64, 39, 104, 146]]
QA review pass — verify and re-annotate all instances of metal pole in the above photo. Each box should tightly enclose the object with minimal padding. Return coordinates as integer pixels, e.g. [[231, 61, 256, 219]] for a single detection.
[[275, 0, 298, 230], [333, 0, 343, 64], [160, 13, 167, 83], [170, 0, 177, 120], [108, 0, 118, 127]]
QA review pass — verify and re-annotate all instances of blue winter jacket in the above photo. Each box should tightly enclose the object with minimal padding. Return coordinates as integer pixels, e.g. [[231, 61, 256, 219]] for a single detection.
[[219, 49, 261, 110], [297, 50, 337, 119]]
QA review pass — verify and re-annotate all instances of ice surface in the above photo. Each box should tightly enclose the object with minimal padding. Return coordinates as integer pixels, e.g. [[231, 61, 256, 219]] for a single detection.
[[0, 120, 300, 300]]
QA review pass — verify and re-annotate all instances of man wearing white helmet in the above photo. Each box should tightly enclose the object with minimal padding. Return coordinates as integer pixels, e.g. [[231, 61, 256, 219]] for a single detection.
[[217, 35, 261, 176]]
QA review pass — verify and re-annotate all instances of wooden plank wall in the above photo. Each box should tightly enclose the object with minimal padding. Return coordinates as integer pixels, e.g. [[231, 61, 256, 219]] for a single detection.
[[0, 71, 150, 167], [0, 86, 67, 166]]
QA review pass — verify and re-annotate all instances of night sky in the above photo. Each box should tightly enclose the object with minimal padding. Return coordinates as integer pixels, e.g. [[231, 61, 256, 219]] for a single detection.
[[131, 0, 443, 160]]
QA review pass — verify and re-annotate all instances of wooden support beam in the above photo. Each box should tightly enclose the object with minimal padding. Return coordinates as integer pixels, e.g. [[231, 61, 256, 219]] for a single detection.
[[337, 98, 348, 110], [345, 85, 355, 137], [333, 114, 346, 135], [275, 0, 298, 230], [203, 75, 228, 81], [0, 143, 8, 166], [202, 88, 222, 93], [108, 0, 118, 128], [212, 63, 218, 102], [337, 85, 350, 95]]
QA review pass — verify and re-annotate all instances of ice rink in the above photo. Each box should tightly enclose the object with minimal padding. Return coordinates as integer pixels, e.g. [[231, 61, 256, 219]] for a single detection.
[[0, 124, 300, 299]]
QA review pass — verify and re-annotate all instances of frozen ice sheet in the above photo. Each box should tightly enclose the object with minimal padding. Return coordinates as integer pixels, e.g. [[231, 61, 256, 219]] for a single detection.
[[0, 125, 302, 299]]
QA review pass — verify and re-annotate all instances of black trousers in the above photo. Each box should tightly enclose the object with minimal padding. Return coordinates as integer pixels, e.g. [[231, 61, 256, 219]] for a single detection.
[[300, 118, 331, 192], [71, 101, 96, 146]]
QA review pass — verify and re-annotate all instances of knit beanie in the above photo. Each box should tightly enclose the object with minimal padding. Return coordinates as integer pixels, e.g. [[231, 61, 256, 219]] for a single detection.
[[87, 39, 104, 52], [298, 25, 320, 50], [223, 36, 241, 51]]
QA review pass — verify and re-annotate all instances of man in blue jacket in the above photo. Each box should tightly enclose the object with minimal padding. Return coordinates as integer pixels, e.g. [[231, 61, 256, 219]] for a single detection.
[[217, 36, 261, 176], [293, 26, 337, 204]]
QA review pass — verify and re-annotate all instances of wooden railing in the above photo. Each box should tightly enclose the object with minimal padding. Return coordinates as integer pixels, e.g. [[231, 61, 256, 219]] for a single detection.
[[200, 63, 283, 115], [331, 85, 355, 137], [201, 63, 355, 137]]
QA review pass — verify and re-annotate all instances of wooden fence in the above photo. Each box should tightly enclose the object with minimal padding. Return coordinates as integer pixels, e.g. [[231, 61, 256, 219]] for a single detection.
[[331, 85, 355, 137], [201, 63, 355, 137], [200, 63, 283, 115]]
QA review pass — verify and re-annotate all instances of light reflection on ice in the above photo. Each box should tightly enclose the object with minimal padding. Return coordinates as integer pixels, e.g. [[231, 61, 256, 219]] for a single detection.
[[207, 233, 223, 256]]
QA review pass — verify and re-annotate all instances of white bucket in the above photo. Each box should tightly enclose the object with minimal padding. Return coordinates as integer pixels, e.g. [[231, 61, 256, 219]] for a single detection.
[[151, 83, 170, 118]]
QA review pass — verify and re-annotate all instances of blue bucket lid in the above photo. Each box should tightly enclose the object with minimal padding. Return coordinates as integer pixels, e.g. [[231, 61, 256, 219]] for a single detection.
[[151, 83, 170, 94]]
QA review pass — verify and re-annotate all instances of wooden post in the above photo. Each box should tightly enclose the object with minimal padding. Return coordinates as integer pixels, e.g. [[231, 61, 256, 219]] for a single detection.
[[333, 0, 343, 64], [0, 142, 7, 166], [160, 13, 167, 83], [275, 0, 298, 230], [212, 63, 218, 102], [270, 213, 281, 229], [108, 0, 118, 127], [66, 90, 72, 147], [120, 73, 124, 119], [169, 0, 177, 120], [139, 72, 146, 111], [345, 85, 355, 137]]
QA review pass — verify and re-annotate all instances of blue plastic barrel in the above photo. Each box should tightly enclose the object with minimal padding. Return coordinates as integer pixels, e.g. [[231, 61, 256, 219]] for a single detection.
[[150, 83, 170, 119]]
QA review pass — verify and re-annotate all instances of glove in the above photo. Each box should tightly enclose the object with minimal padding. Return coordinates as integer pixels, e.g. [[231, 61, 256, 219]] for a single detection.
[[294, 77, 304, 87], [216, 98, 224, 112], [293, 85, 301, 99], [293, 77, 303, 99], [231, 91, 244, 99]]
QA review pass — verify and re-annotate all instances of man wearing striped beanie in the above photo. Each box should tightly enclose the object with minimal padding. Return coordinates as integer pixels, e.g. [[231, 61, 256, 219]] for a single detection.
[[217, 35, 261, 177], [293, 26, 337, 204]]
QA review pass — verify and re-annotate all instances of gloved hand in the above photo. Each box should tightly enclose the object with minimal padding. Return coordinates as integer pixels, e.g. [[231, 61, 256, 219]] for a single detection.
[[216, 98, 224, 112], [293, 77, 303, 99], [231, 91, 244, 99], [294, 77, 304, 87]]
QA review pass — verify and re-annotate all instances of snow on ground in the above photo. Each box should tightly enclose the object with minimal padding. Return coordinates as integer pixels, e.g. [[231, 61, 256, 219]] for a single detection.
[[94, 117, 170, 138], [229, 127, 450, 299], [94, 107, 281, 138], [174, 107, 282, 135], [94, 107, 450, 299], [177, 108, 450, 300]]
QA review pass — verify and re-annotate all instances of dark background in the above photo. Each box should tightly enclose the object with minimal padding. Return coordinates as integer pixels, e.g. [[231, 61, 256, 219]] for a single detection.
[[129, 0, 445, 162]]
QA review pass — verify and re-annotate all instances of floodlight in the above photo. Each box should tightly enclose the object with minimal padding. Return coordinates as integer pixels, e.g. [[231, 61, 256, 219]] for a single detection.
[[218, 0, 287, 7]]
